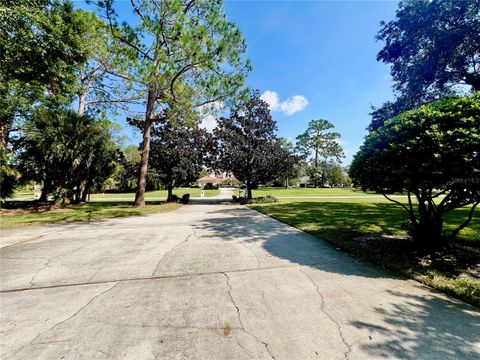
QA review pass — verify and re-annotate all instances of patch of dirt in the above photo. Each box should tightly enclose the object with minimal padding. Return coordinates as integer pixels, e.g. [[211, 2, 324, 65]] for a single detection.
[[1, 201, 61, 215]]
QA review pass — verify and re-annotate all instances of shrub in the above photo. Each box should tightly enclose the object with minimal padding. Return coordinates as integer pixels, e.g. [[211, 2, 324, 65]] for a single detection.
[[233, 195, 278, 205], [203, 182, 218, 190], [181, 193, 190, 204]]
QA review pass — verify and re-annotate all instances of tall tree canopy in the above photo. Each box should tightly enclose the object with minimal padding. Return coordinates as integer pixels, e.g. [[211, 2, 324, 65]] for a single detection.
[[370, 0, 480, 130], [96, 0, 251, 207], [350, 94, 480, 246], [296, 119, 343, 188], [149, 120, 213, 201], [0, 0, 92, 198], [214, 91, 285, 199]]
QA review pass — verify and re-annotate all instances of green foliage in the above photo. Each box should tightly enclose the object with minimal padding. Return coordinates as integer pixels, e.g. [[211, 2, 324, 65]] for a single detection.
[[0, 0, 89, 92], [19, 105, 118, 203], [114, 145, 141, 192], [371, 0, 480, 130], [0, 150, 18, 199], [94, 0, 251, 206], [0, 0, 93, 181], [350, 94, 480, 245], [296, 119, 344, 187], [203, 182, 218, 190], [233, 195, 278, 205], [214, 91, 289, 199], [148, 119, 213, 200]]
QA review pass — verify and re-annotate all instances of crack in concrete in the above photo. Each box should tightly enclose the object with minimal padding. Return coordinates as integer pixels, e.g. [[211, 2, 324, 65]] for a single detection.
[[299, 268, 352, 360], [12, 282, 119, 357], [150, 231, 195, 277], [2, 259, 360, 293], [222, 272, 275, 360], [27, 230, 115, 288]]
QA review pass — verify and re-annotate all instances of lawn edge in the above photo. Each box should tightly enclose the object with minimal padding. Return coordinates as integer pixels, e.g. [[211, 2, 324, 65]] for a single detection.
[[249, 204, 480, 309]]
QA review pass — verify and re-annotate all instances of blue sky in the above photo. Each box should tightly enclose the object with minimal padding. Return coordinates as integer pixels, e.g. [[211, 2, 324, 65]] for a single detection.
[[223, 0, 398, 164], [78, 0, 399, 164]]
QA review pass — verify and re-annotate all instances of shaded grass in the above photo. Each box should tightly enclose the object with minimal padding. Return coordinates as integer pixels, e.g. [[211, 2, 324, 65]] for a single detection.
[[0, 201, 180, 229], [251, 198, 480, 307]]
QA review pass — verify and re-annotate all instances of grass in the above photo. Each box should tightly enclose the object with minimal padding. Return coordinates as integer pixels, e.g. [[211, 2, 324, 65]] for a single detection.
[[11, 187, 220, 200], [252, 187, 380, 197], [251, 197, 480, 307], [90, 188, 219, 199], [0, 201, 180, 229]]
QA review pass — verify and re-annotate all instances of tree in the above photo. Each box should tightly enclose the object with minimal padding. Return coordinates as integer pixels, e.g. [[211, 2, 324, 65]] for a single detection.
[[349, 94, 480, 247], [0, 0, 91, 146], [214, 91, 282, 199], [149, 119, 213, 201], [74, 10, 141, 117], [20, 104, 118, 203], [274, 138, 302, 188], [370, 0, 480, 130], [296, 119, 344, 187], [114, 145, 141, 192], [1, 0, 93, 197], [96, 0, 251, 207]]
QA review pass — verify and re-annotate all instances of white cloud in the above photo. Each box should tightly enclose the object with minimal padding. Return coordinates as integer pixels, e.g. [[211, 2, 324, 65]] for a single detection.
[[199, 102, 223, 132], [200, 113, 217, 132], [260, 90, 308, 116]]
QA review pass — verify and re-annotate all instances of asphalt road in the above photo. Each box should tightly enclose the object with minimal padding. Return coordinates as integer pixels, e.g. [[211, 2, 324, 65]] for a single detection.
[[1, 190, 479, 359]]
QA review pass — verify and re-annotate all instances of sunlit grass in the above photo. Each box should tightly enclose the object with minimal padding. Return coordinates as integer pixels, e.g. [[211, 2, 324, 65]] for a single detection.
[[11, 187, 220, 200], [0, 201, 180, 229], [91, 188, 219, 199], [252, 187, 378, 197]]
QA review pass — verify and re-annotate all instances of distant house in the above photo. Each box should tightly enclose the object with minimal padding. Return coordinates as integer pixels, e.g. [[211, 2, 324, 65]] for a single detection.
[[298, 176, 311, 188], [197, 171, 237, 186]]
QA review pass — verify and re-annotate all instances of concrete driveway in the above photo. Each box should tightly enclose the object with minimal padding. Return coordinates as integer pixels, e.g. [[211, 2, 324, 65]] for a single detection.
[[1, 192, 479, 359]]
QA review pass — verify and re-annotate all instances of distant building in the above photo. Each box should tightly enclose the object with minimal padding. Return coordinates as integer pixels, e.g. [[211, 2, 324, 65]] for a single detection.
[[197, 171, 237, 186]]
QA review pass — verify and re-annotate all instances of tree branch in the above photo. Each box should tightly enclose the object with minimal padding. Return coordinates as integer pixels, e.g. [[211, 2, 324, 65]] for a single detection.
[[383, 193, 411, 214], [449, 201, 479, 239]]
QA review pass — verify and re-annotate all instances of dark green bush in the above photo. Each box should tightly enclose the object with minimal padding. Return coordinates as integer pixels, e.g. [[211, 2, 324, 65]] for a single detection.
[[203, 182, 218, 190], [233, 195, 278, 205], [181, 193, 190, 204]]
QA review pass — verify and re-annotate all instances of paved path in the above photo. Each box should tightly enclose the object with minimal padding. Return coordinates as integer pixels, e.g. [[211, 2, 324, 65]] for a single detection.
[[1, 190, 479, 359]]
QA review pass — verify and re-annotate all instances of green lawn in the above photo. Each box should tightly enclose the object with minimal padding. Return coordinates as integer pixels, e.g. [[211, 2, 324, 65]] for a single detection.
[[0, 201, 180, 229], [253, 187, 379, 197], [91, 188, 219, 199], [11, 188, 220, 200], [251, 197, 480, 307]]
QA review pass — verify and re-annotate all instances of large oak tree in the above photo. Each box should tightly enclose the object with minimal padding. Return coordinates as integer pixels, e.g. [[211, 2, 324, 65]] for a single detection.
[[214, 91, 289, 199]]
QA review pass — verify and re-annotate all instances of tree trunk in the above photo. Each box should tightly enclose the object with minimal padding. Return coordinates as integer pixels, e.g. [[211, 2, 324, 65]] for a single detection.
[[134, 90, 155, 207], [167, 185, 174, 202], [81, 183, 90, 202], [246, 180, 252, 199], [411, 203, 445, 247], [285, 177, 288, 189], [73, 186, 82, 204], [39, 175, 51, 202], [77, 92, 87, 116], [314, 148, 318, 188]]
